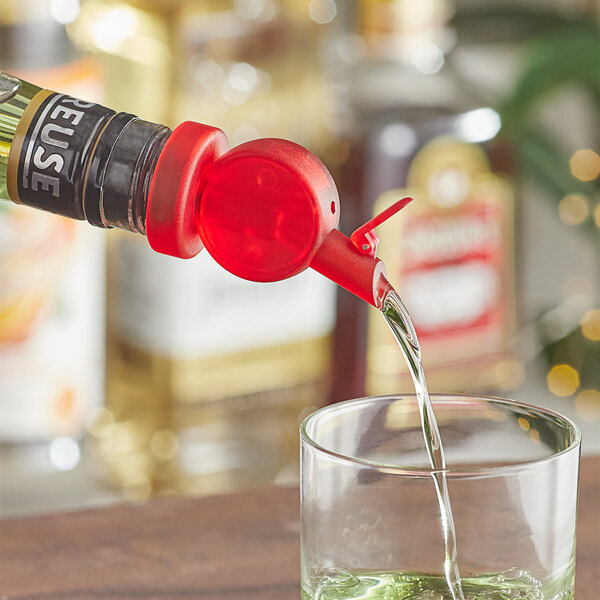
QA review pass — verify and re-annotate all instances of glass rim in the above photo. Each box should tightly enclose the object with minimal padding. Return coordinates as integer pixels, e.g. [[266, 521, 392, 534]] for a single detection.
[[300, 394, 581, 478]]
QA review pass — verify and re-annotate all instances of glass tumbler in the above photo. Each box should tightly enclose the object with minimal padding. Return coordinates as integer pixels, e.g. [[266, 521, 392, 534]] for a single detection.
[[300, 395, 581, 600]]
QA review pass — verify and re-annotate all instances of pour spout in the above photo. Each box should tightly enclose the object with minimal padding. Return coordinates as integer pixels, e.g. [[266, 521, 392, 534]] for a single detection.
[[311, 196, 411, 308], [311, 229, 392, 308]]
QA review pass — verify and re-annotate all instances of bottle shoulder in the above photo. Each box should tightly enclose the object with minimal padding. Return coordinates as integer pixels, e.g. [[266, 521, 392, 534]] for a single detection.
[[336, 58, 504, 157], [346, 60, 486, 125]]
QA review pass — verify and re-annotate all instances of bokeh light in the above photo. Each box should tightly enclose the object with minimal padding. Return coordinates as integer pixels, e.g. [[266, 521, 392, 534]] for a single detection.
[[581, 309, 600, 341], [547, 364, 580, 397], [558, 194, 589, 225], [50, 0, 80, 24], [569, 149, 600, 182], [575, 390, 600, 421], [594, 202, 600, 228], [308, 0, 337, 24], [494, 360, 525, 390], [49, 436, 81, 471]]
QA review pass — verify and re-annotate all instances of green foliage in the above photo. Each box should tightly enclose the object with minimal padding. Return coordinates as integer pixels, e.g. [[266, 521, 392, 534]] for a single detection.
[[496, 13, 600, 396], [501, 20, 600, 131], [499, 18, 600, 241]]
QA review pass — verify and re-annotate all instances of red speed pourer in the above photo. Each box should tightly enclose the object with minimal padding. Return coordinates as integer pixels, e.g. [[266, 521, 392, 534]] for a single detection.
[[145, 122, 412, 308]]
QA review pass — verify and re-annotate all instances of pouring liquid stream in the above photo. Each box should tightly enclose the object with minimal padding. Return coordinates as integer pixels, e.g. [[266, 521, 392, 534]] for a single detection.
[[381, 287, 465, 600]]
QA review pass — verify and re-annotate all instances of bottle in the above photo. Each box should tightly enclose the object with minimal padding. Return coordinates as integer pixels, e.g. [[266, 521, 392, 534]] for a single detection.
[[0, 2, 104, 469], [68, 0, 182, 125], [331, 0, 516, 401], [0, 71, 172, 237], [174, 0, 335, 150], [0, 71, 399, 307], [70, 0, 340, 498], [1, 69, 405, 497]]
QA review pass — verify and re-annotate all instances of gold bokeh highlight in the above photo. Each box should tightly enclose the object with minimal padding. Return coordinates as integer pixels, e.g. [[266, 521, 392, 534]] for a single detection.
[[547, 364, 580, 397], [494, 360, 525, 390], [581, 309, 600, 341], [558, 194, 589, 226], [569, 149, 600, 182], [575, 390, 600, 422]]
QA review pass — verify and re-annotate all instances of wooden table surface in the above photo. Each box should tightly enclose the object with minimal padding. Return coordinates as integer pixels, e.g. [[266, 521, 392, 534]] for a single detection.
[[1, 457, 598, 600]]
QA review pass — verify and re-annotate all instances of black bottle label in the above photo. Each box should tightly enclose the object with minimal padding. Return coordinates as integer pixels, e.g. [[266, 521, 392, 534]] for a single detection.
[[7, 90, 115, 220]]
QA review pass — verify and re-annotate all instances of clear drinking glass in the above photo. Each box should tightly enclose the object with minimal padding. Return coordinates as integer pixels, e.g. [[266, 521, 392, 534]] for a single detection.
[[300, 395, 581, 600]]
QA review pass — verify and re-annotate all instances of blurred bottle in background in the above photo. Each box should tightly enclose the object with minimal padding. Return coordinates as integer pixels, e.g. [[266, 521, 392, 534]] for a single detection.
[[69, 0, 177, 123], [330, 0, 517, 401], [0, 0, 105, 485], [70, 0, 337, 499], [174, 0, 334, 149]]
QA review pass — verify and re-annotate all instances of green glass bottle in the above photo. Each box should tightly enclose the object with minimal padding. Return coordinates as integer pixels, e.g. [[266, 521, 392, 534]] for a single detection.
[[0, 74, 40, 201], [0, 71, 171, 230]]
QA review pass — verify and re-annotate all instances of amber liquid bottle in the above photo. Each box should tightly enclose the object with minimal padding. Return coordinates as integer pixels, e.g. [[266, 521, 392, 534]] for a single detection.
[[331, 0, 516, 403], [71, 0, 337, 499]]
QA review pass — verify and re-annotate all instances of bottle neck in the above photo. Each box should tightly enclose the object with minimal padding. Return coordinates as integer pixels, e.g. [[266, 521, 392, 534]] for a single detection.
[[336, 0, 462, 129], [92, 117, 171, 234], [2, 77, 171, 234]]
